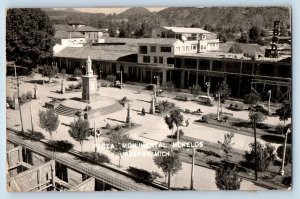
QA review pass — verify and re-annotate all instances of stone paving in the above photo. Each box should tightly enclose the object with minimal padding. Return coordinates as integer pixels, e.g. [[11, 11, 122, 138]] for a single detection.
[[6, 74, 290, 191]]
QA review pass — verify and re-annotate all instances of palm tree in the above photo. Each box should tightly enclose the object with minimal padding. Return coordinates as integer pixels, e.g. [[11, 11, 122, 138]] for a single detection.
[[248, 111, 266, 180]]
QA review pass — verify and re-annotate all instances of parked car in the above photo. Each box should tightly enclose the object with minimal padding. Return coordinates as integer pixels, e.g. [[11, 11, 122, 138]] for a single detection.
[[111, 80, 125, 88], [174, 95, 188, 102], [192, 95, 213, 105], [248, 104, 269, 114], [145, 84, 163, 94]]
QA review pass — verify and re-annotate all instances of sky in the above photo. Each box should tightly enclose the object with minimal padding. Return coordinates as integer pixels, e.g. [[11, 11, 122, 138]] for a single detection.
[[54, 7, 167, 14]]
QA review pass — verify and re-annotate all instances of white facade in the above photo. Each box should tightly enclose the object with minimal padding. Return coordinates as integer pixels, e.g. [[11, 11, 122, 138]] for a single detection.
[[53, 38, 86, 54]]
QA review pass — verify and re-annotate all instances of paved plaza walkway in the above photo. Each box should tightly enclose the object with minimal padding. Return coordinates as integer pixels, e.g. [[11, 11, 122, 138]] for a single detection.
[[7, 75, 289, 190]]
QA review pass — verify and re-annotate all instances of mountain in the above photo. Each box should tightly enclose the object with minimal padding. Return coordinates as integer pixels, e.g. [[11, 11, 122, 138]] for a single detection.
[[119, 7, 151, 17], [157, 7, 291, 30]]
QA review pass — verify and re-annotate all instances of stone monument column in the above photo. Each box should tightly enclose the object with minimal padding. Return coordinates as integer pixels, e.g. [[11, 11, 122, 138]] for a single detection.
[[61, 80, 65, 94], [34, 83, 38, 99], [82, 56, 98, 102], [126, 102, 131, 124], [150, 94, 155, 114]]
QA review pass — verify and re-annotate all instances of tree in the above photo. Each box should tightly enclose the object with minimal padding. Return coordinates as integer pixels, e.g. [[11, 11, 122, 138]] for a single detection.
[[218, 132, 235, 160], [190, 84, 201, 97], [104, 130, 131, 167], [61, 68, 66, 79], [218, 33, 227, 43], [276, 101, 291, 126], [215, 166, 242, 190], [164, 81, 175, 92], [69, 118, 90, 153], [6, 9, 55, 69], [215, 81, 231, 119], [38, 109, 59, 139], [43, 65, 57, 83], [164, 115, 174, 135], [153, 150, 182, 189], [74, 68, 82, 77], [277, 144, 292, 164], [165, 109, 184, 143], [243, 92, 261, 105], [249, 26, 261, 43], [228, 43, 243, 53], [245, 142, 275, 172]]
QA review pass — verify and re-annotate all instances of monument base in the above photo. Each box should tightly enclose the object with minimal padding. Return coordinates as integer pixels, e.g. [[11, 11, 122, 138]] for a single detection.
[[81, 75, 98, 102]]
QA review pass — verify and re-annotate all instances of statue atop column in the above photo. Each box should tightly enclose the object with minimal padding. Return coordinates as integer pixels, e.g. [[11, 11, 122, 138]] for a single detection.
[[86, 56, 93, 76]]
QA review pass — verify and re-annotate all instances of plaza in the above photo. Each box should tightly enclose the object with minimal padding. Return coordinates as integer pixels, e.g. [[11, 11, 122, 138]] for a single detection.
[[6, 71, 291, 191]]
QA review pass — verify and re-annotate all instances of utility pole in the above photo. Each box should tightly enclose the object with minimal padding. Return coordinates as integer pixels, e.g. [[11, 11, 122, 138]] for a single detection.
[[30, 102, 34, 133], [253, 119, 258, 181], [117, 70, 123, 89], [190, 148, 196, 190], [16, 75, 24, 133]]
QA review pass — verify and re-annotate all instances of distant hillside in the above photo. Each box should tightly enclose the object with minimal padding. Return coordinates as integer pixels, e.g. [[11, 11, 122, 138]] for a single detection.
[[119, 7, 151, 17], [44, 7, 291, 39], [157, 7, 291, 30]]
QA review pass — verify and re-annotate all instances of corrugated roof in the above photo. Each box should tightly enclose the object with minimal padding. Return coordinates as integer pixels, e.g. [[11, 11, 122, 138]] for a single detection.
[[55, 31, 85, 39], [163, 26, 212, 34], [74, 26, 102, 32], [136, 38, 179, 45], [54, 44, 136, 61]]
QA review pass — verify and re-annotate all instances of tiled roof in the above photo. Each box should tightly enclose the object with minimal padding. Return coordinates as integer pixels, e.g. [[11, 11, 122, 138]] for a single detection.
[[54, 44, 137, 61], [163, 27, 212, 34], [54, 24, 74, 32], [54, 31, 85, 39], [74, 26, 102, 32]]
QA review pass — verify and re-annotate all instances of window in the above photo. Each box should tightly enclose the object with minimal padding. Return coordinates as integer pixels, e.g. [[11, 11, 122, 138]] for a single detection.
[[143, 56, 150, 63], [182, 46, 185, 51], [159, 57, 163, 64], [201, 45, 203, 49], [186, 46, 189, 51], [150, 46, 156, 52], [176, 47, 180, 52], [139, 46, 147, 54], [161, 47, 172, 52], [204, 45, 206, 49], [153, 56, 158, 63], [192, 45, 197, 50]]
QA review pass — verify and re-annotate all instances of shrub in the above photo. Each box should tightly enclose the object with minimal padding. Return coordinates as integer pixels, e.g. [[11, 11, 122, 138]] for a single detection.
[[75, 83, 82, 89], [222, 115, 229, 122], [282, 176, 292, 187], [105, 123, 111, 130], [275, 124, 286, 135], [74, 68, 82, 77], [215, 165, 242, 190], [277, 144, 292, 164], [127, 167, 160, 182], [243, 93, 261, 105], [6, 96, 14, 108], [19, 93, 28, 104], [245, 142, 276, 172], [94, 153, 111, 163], [114, 125, 122, 131], [26, 91, 33, 99], [202, 115, 209, 123], [69, 84, 76, 90]]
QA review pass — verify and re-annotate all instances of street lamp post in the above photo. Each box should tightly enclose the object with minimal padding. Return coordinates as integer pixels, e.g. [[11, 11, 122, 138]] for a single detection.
[[206, 82, 210, 98], [216, 92, 221, 121], [30, 102, 34, 133], [15, 75, 24, 133], [190, 147, 196, 190], [268, 90, 272, 115], [117, 70, 123, 89], [280, 128, 291, 176]]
